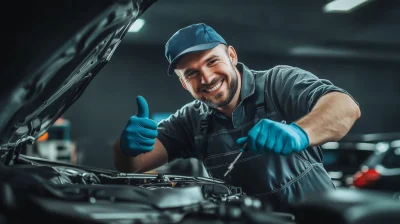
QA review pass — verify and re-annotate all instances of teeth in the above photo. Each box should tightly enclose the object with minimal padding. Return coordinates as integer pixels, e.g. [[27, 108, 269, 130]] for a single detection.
[[206, 80, 223, 92]]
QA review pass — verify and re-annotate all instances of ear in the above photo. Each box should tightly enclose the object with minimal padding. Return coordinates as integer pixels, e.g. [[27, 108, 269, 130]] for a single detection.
[[227, 45, 238, 66], [179, 77, 189, 90]]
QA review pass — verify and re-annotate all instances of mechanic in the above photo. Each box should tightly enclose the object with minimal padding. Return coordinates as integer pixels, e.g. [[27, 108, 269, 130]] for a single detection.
[[113, 23, 361, 212]]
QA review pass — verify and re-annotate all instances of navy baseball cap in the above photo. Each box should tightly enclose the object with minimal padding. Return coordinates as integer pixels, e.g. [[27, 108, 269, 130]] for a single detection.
[[165, 23, 227, 76]]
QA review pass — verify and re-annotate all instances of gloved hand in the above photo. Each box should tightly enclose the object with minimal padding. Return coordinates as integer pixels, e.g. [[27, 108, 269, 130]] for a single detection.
[[120, 96, 158, 157], [236, 119, 309, 155]]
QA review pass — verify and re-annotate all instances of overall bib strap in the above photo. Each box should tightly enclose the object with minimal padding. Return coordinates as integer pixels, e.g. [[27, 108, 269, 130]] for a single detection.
[[253, 80, 283, 123], [194, 111, 215, 161]]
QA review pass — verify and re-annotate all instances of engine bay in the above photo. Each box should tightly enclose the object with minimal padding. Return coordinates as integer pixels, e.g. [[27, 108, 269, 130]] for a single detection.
[[0, 156, 296, 224], [2, 154, 400, 224]]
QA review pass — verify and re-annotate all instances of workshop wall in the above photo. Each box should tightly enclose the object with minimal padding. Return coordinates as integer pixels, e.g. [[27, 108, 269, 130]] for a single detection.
[[63, 43, 400, 169]]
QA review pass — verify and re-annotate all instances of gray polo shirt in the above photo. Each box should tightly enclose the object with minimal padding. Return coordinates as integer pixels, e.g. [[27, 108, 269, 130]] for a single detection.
[[157, 62, 356, 162]]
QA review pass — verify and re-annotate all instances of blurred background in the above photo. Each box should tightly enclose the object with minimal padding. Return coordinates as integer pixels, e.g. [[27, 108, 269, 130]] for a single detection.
[[36, 0, 400, 192]]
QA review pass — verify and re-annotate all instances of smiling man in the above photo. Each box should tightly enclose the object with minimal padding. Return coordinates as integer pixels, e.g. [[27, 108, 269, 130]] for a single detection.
[[113, 23, 361, 212]]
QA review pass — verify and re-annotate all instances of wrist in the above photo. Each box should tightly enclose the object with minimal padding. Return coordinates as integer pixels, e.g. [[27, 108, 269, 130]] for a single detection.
[[290, 122, 310, 149], [119, 134, 135, 157]]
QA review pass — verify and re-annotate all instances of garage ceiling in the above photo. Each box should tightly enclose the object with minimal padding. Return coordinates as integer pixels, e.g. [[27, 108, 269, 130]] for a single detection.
[[122, 0, 400, 61]]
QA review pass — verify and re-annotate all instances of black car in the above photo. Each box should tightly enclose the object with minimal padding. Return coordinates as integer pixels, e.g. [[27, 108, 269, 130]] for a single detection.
[[1, 1, 400, 223], [322, 133, 400, 188], [350, 140, 400, 192], [322, 142, 375, 187]]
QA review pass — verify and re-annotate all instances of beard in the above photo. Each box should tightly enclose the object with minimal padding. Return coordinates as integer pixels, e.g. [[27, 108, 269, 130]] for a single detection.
[[201, 62, 239, 109]]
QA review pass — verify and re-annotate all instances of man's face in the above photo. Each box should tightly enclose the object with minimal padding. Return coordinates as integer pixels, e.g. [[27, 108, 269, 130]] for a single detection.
[[175, 45, 240, 109]]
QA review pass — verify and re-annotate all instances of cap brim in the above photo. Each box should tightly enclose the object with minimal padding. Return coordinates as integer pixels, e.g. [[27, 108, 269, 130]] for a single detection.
[[167, 42, 220, 76]]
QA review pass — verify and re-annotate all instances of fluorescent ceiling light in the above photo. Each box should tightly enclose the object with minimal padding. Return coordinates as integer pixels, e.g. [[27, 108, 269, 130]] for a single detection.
[[128, 19, 145, 32], [323, 0, 372, 13]]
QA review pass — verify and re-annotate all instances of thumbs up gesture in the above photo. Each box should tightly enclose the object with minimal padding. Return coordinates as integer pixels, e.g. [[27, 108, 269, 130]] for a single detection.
[[120, 96, 158, 157]]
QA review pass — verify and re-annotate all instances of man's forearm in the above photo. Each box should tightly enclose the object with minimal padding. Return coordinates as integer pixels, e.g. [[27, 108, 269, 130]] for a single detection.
[[113, 139, 138, 172], [296, 92, 361, 146]]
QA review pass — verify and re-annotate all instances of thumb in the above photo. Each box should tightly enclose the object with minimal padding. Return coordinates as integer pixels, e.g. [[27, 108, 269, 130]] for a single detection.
[[136, 95, 149, 118]]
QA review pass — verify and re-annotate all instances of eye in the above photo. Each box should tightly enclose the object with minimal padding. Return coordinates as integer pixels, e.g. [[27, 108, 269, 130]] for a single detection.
[[186, 71, 197, 78], [207, 59, 218, 66]]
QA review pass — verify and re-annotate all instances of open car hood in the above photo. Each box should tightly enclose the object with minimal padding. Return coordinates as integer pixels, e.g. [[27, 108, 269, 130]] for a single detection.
[[0, 0, 156, 165]]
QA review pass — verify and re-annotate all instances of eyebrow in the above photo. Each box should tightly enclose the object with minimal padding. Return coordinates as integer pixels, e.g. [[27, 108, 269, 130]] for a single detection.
[[204, 55, 220, 63]]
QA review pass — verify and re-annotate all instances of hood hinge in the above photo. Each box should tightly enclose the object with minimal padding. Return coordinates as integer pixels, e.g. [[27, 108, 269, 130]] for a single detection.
[[4, 137, 35, 165]]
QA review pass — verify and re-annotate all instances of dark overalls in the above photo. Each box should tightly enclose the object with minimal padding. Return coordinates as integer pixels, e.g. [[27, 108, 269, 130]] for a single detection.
[[158, 63, 354, 212]]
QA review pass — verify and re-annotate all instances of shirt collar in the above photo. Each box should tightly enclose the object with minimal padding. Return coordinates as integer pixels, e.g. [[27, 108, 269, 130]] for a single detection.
[[237, 62, 256, 102]]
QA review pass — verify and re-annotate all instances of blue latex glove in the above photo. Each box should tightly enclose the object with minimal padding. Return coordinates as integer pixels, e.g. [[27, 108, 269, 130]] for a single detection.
[[120, 96, 158, 157], [236, 119, 309, 155]]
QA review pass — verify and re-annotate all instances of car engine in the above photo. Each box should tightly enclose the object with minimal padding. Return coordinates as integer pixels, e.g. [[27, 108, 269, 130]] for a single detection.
[[0, 156, 295, 224]]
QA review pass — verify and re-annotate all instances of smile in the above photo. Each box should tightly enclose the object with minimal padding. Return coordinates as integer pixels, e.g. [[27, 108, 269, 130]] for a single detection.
[[205, 79, 224, 93]]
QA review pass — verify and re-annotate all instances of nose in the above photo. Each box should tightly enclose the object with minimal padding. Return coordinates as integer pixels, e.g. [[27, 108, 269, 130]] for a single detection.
[[199, 71, 215, 84]]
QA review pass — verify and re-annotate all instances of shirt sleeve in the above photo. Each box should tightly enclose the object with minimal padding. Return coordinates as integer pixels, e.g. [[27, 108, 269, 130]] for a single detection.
[[157, 106, 196, 162], [268, 65, 359, 121]]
